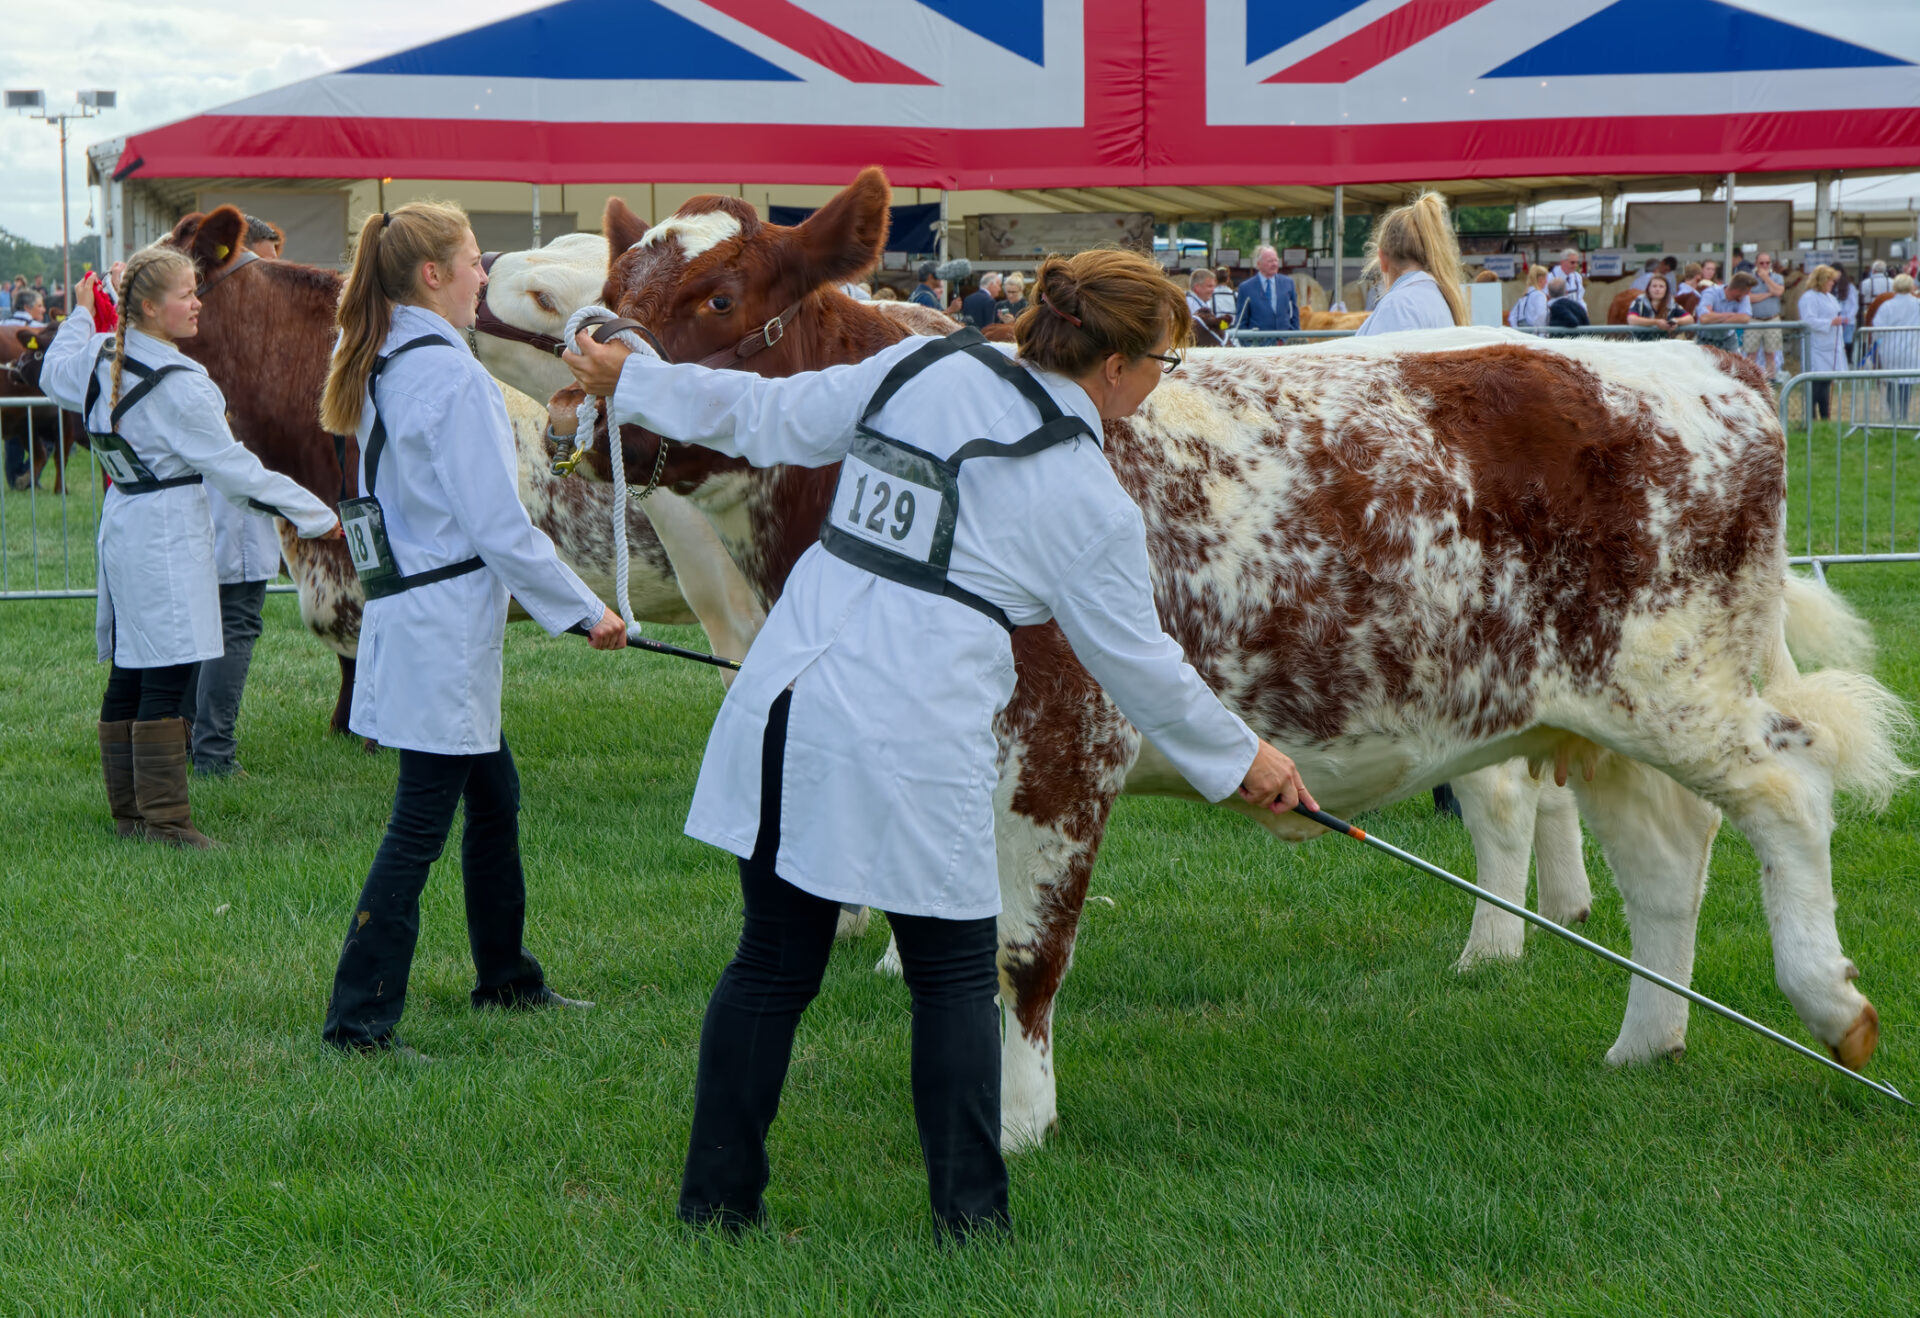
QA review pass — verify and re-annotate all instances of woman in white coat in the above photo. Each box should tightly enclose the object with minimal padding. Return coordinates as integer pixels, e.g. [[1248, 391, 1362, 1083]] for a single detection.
[[316, 203, 627, 1056], [44, 247, 340, 847], [1872, 274, 1920, 420], [1349, 192, 1468, 818], [560, 248, 1315, 1240], [1352, 192, 1469, 339], [1799, 265, 1850, 421]]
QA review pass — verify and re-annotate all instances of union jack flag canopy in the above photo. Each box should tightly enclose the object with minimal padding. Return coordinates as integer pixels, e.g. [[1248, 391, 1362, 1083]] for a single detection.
[[111, 0, 1920, 188]]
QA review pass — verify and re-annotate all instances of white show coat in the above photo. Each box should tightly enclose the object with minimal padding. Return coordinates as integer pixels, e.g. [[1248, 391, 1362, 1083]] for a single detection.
[[1510, 286, 1548, 329], [1799, 290, 1849, 374], [347, 304, 604, 756], [1354, 270, 1456, 336], [210, 483, 285, 584], [39, 305, 335, 668], [609, 338, 1258, 920], [1871, 293, 1920, 370]]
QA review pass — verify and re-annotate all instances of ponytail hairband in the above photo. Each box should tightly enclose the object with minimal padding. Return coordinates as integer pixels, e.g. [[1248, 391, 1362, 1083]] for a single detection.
[[1041, 290, 1082, 327]]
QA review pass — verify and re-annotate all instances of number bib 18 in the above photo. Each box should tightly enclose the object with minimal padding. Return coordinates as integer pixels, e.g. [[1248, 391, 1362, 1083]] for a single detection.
[[828, 428, 958, 570], [337, 494, 401, 587], [90, 433, 157, 487]]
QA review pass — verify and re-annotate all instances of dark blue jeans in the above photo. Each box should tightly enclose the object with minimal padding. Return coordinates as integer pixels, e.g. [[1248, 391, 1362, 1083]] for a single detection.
[[322, 739, 545, 1048], [678, 691, 1009, 1239]]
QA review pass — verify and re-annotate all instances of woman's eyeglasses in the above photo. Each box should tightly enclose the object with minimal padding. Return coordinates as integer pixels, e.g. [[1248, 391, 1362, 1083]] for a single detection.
[[1144, 350, 1182, 374]]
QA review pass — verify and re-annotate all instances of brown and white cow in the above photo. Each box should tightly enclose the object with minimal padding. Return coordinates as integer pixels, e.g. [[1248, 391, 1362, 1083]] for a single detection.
[[160, 207, 745, 732], [572, 171, 1911, 1151]]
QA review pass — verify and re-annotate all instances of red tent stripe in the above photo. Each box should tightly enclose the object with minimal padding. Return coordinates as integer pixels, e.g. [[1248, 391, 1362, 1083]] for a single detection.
[[700, 0, 936, 85], [1265, 0, 1501, 84]]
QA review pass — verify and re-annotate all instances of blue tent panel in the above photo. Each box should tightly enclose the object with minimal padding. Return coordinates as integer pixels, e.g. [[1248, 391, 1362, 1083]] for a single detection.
[[769, 201, 942, 254], [1485, 0, 1910, 77]]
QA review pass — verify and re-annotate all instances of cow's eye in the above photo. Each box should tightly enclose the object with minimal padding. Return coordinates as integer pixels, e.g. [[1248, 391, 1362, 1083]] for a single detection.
[[707, 295, 733, 314], [531, 290, 557, 315]]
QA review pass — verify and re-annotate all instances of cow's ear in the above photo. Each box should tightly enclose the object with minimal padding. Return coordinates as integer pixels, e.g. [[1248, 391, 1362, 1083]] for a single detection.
[[191, 206, 248, 274], [165, 213, 204, 250], [603, 198, 649, 260], [12, 328, 34, 351], [796, 167, 891, 286]]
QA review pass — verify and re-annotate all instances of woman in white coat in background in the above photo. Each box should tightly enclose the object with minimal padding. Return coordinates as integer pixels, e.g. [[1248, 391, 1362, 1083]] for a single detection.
[[1872, 273, 1920, 420], [1352, 192, 1469, 339], [1350, 191, 1468, 817], [44, 248, 340, 848], [560, 248, 1315, 1241], [1799, 265, 1849, 421], [316, 203, 627, 1057]]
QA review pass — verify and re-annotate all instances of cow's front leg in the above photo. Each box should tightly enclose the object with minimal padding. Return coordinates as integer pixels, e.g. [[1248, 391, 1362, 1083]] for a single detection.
[[1532, 780, 1592, 927]]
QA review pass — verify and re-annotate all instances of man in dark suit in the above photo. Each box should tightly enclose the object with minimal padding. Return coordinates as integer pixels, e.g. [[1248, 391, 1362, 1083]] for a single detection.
[[1232, 246, 1299, 335]]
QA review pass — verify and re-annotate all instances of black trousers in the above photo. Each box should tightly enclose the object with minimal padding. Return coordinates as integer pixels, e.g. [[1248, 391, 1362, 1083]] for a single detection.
[[321, 739, 545, 1048], [679, 691, 1010, 1240], [100, 661, 197, 723]]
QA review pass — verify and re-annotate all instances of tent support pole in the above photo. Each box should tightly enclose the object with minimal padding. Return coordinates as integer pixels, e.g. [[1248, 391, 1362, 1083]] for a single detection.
[[938, 190, 948, 263], [1331, 186, 1344, 308], [1816, 172, 1834, 245], [532, 183, 542, 250], [1725, 171, 1736, 279]]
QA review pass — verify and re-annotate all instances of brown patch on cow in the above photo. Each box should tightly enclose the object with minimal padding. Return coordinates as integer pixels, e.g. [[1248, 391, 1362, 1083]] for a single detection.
[[1832, 1001, 1880, 1070], [1861, 291, 1895, 330], [1705, 346, 1768, 395]]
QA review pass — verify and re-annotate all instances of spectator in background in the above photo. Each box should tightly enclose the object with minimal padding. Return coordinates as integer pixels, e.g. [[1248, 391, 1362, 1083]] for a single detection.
[[1676, 262, 1707, 312], [0, 280, 11, 316], [872, 285, 899, 302], [1509, 264, 1550, 328], [1555, 248, 1586, 307], [1233, 246, 1299, 335], [1001, 272, 1028, 320], [958, 270, 998, 331], [1547, 277, 1590, 329], [1861, 260, 1895, 304], [1799, 265, 1848, 419], [1186, 269, 1225, 345], [1631, 259, 1660, 291], [3, 287, 44, 326], [243, 215, 284, 260], [910, 261, 943, 310], [1746, 252, 1786, 381], [1873, 273, 1919, 420], [1626, 272, 1692, 337], [1695, 270, 1758, 349], [1835, 266, 1860, 361], [1211, 266, 1237, 324], [1472, 268, 1499, 283], [981, 272, 1005, 317]]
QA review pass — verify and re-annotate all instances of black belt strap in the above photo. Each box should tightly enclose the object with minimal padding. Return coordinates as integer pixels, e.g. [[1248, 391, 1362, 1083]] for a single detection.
[[361, 554, 486, 601], [102, 469, 204, 494], [819, 524, 1014, 631]]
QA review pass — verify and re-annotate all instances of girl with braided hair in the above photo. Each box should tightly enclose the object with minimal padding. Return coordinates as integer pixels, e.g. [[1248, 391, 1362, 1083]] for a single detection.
[[41, 245, 340, 847]]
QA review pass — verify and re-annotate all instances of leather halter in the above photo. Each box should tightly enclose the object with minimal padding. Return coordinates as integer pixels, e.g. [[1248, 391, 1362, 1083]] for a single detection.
[[195, 250, 260, 299], [468, 249, 809, 369], [471, 251, 574, 357]]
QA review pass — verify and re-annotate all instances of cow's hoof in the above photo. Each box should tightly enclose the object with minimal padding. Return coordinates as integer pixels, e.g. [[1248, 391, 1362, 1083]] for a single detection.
[[1830, 1001, 1879, 1072], [1454, 941, 1523, 973], [1606, 1037, 1686, 1068], [999, 1115, 1058, 1155], [873, 938, 903, 978]]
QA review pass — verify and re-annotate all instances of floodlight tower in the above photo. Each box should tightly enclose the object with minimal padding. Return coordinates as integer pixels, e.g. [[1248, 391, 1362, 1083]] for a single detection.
[[6, 89, 117, 310]]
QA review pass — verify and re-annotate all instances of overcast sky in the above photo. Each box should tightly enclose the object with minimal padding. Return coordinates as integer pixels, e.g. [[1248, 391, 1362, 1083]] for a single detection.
[[4, 0, 1918, 247]]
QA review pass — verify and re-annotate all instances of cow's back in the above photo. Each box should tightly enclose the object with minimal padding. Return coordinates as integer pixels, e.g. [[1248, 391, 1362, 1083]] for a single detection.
[[1107, 338, 1785, 744]]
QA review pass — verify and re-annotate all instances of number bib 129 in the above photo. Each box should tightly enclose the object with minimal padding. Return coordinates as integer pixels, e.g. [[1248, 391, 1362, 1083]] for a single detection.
[[828, 427, 958, 570]]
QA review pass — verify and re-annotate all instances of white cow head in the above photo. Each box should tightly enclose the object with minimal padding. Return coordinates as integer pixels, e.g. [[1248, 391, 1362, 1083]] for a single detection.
[[473, 231, 609, 400]]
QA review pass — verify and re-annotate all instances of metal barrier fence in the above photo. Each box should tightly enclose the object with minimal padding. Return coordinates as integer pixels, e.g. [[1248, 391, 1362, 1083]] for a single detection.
[[0, 395, 298, 602], [1848, 324, 1920, 439], [1779, 368, 1920, 580], [0, 395, 100, 599]]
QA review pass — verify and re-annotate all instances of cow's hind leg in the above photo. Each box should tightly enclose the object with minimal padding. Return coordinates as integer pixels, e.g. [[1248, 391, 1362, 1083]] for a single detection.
[[1568, 755, 1722, 1065], [1533, 780, 1592, 928], [1454, 760, 1541, 968], [331, 656, 356, 736]]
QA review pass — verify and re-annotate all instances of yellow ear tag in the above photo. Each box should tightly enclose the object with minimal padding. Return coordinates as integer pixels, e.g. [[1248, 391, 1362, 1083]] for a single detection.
[[26, 337, 38, 350], [214, 244, 230, 260]]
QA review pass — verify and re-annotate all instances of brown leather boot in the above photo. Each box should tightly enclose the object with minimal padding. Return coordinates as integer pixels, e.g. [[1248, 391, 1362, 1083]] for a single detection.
[[98, 719, 144, 838], [131, 717, 217, 849]]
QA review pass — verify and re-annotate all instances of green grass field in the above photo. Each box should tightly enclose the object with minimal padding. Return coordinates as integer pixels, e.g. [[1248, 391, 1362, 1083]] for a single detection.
[[2, 446, 1919, 1315]]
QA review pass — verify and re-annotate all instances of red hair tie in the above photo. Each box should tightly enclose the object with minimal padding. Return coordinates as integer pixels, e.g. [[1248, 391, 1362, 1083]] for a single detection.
[[1041, 291, 1082, 327]]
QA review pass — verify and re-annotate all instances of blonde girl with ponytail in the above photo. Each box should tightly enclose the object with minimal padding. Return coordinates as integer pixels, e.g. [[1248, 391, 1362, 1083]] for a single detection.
[[316, 201, 622, 1057], [1353, 191, 1470, 336], [39, 244, 340, 849]]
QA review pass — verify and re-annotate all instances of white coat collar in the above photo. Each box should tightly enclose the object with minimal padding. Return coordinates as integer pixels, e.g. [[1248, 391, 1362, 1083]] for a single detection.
[[1389, 270, 1438, 295], [121, 323, 207, 376], [386, 302, 472, 354]]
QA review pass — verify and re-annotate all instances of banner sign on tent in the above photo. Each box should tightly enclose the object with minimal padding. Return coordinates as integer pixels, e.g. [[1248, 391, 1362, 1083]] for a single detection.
[[112, 0, 1920, 189], [973, 212, 1154, 259]]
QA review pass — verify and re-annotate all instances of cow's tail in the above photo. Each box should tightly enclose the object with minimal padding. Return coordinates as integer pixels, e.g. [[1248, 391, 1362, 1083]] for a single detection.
[[1763, 572, 1915, 810]]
